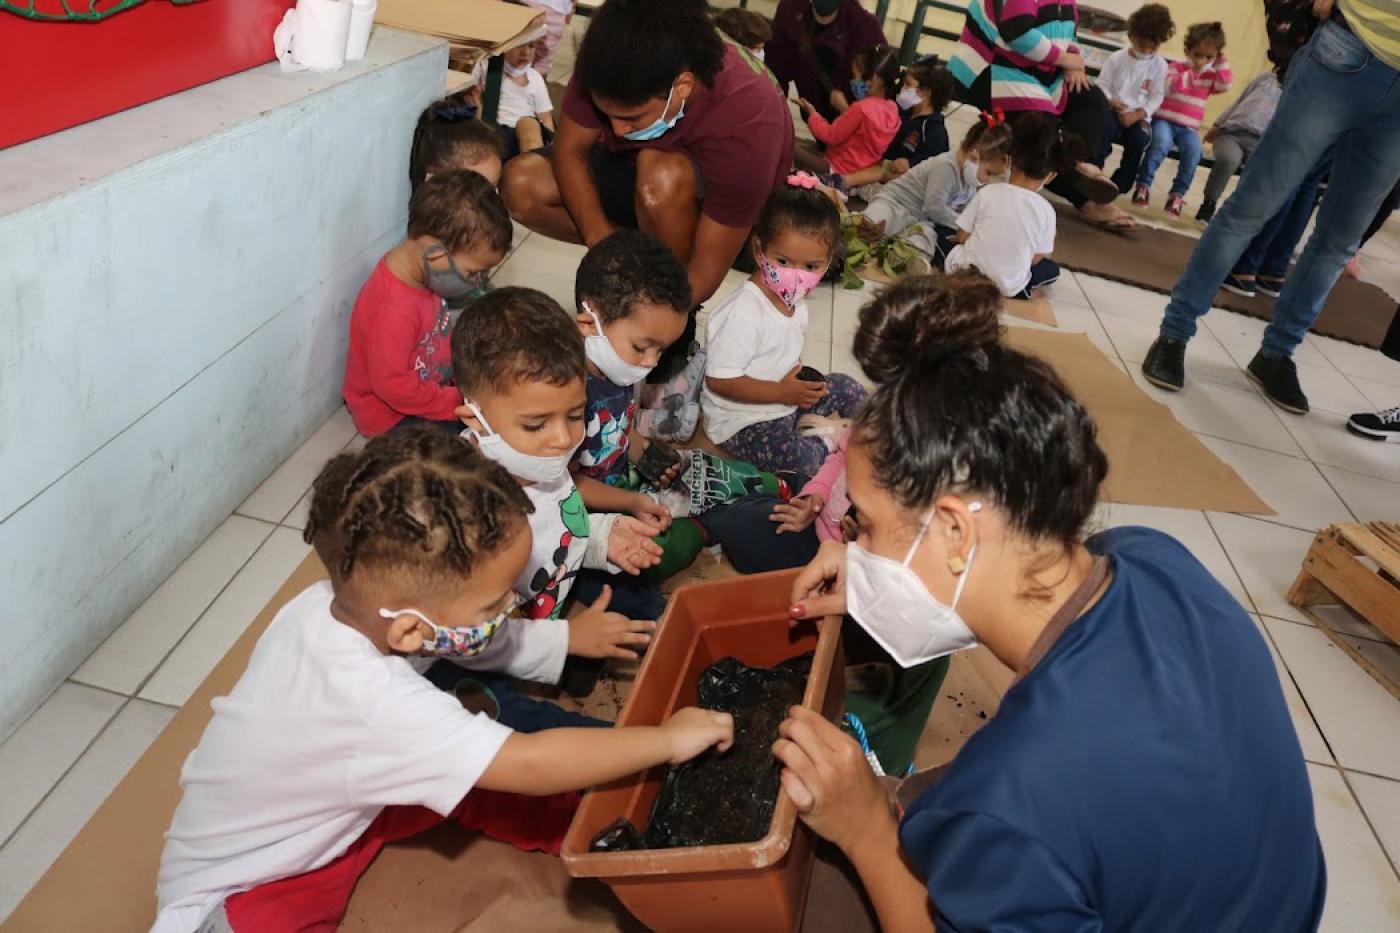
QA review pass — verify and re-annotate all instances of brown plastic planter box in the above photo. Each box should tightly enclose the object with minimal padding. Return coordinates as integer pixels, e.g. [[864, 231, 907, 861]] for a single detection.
[[560, 569, 844, 933]]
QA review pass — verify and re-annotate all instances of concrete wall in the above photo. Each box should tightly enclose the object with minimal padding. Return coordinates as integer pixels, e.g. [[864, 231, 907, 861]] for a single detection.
[[0, 30, 447, 741]]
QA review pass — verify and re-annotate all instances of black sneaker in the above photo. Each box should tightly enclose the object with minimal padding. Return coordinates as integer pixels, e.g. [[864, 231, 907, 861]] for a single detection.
[[1256, 276, 1284, 299], [1247, 352, 1309, 414], [1196, 199, 1216, 223], [1142, 337, 1187, 391], [1222, 274, 1257, 298], [1347, 407, 1400, 442]]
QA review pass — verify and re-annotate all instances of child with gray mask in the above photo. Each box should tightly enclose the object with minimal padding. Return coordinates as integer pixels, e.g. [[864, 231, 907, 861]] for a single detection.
[[343, 170, 512, 437]]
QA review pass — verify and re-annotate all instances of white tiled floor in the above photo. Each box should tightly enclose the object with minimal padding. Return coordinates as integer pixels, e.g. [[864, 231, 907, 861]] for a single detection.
[[5, 101, 1400, 927]]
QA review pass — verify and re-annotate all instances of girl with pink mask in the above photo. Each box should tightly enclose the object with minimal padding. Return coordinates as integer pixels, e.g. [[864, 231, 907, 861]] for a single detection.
[[700, 175, 868, 480]]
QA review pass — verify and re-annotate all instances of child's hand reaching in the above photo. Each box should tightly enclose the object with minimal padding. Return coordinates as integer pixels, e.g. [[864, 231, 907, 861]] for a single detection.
[[780, 366, 830, 408], [771, 494, 823, 535], [629, 493, 674, 533], [569, 585, 657, 659], [663, 707, 735, 764], [797, 97, 817, 118], [608, 516, 664, 574], [1204, 126, 1217, 144]]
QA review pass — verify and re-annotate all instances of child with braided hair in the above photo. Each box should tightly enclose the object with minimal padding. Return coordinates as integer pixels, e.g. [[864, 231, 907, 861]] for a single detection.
[[154, 428, 732, 933]]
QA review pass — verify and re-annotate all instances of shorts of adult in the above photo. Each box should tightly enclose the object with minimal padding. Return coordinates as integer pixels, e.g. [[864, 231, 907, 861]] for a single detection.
[[586, 144, 708, 229]]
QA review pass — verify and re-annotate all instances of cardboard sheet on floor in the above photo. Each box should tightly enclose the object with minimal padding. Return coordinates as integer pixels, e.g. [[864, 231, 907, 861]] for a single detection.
[[1052, 204, 1396, 350], [4, 552, 625, 933], [1004, 326, 1273, 514]]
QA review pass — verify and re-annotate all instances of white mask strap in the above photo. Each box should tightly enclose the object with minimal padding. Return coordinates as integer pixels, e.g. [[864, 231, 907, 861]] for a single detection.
[[582, 301, 606, 338], [464, 401, 494, 436], [902, 500, 982, 566], [379, 607, 432, 626]]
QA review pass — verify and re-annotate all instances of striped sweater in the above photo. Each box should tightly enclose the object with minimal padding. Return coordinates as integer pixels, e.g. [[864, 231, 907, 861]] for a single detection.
[[951, 0, 1081, 114], [1155, 57, 1233, 130]]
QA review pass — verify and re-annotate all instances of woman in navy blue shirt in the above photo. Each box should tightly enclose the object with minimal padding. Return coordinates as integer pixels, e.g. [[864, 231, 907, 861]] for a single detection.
[[776, 272, 1325, 931]]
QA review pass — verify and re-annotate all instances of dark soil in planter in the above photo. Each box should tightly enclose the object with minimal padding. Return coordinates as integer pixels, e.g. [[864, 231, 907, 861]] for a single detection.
[[591, 653, 813, 851]]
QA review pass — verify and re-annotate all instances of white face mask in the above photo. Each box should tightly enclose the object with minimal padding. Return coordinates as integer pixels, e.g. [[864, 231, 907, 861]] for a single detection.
[[582, 302, 653, 386], [752, 47, 766, 63], [846, 502, 981, 667], [378, 606, 508, 658], [895, 86, 923, 111], [504, 61, 531, 78], [462, 401, 575, 484], [962, 157, 982, 188]]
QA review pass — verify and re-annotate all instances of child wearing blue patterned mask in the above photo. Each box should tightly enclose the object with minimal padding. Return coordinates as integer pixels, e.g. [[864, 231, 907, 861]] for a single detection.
[[153, 427, 734, 933]]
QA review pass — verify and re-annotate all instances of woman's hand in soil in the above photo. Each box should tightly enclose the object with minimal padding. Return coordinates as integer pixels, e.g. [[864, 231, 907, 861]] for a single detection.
[[568, 585, 656, 659], [773, 705, 895, 854], [629, 493, 673, 533], [771, 494, 823, 535], [664, 707, 735, 763], [790, 539, 847, 620], [607, 516, 664, 574]]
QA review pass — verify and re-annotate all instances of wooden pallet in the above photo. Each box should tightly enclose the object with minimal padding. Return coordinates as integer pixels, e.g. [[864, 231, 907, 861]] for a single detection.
[[1288, 522, 1400, 698]]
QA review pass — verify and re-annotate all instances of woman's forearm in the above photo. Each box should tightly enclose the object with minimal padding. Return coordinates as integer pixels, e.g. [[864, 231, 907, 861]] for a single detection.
[[846, 813, 936, 933]]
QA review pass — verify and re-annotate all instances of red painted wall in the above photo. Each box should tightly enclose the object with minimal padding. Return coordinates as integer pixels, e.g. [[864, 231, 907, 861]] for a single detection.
[[0, 0, 296, 149]]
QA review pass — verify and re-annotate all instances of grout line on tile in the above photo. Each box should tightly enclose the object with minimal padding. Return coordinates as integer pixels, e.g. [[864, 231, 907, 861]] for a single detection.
[[1257, 611, 1397, 646], [1312, 461, 1363, 525], [1336, 767, 1400, 886], [0, 698, 131, 853], [230, 511, 280, 528], [1343, 767, 1400, 786], [126, 528, 276, 701], [60, 679, 136, 704]]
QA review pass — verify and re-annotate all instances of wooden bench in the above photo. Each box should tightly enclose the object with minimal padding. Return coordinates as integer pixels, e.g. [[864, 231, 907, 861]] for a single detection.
[[1287, 522, 1400, 699]]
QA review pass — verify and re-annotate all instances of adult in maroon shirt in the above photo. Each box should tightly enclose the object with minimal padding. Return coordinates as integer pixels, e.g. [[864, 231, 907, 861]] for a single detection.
[[766, 0, 888, 122], [501, 0, 794, 313]]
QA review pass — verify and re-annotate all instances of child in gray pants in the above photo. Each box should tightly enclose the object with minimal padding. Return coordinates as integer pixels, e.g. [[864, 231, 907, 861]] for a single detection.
[[1197, 71, 1282, 222]]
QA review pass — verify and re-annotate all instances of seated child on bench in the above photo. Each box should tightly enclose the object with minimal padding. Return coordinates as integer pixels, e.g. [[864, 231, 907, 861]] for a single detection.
[[945, 114, 1077, 300], [343, 171, 510, 437], [496, 42, 556, 159], [153, 428, 732, 933], [449, 286, 664, 694], [572, 231, 791, 580], [701, 176, 867, 481], [859, 116, 1012, 263], [410, 99, 508, 190]]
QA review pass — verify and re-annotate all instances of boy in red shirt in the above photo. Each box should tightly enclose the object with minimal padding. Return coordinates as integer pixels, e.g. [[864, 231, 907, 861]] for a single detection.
[[343, 170, 512, 436]]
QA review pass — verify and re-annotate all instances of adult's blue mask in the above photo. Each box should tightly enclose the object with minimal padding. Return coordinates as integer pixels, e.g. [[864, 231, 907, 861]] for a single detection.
[[623, 82, 686, 141], [849, 77, 871, 100]]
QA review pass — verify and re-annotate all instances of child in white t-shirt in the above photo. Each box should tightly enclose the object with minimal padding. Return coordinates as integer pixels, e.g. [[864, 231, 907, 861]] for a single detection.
[[859, 117, 1013, 262], [1092, 3, 1174, 193], [496, 43, 555, 158], [702, 176, 868, 480], [945, 114, 1079, 300], [450, 286, 665, 696], [154, 428, 731, 933]]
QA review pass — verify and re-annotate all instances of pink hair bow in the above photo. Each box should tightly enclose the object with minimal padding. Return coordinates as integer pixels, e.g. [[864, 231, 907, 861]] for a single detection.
[[787, 172, 819, 189]]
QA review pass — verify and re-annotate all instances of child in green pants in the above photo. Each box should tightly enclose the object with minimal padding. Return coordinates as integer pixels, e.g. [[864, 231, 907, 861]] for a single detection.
[[571, 231, 787, 582]]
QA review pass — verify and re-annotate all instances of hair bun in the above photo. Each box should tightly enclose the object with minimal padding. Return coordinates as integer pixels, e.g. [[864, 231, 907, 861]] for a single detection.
[[852, 270, 1003, 385]]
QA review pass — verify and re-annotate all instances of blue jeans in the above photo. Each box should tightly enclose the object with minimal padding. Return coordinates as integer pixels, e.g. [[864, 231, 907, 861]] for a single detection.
[[697, 494, 821, 574], [1012, 258, 1061, 300], [1234, 154, 1331, 281], [1161, 21, 1400, 359], [1139, 119, 1203, 196], [1098, 117, 1152, 193]]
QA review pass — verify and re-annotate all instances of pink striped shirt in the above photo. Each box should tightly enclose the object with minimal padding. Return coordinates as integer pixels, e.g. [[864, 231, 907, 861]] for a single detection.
[[1155, 56, 1233, 129]]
